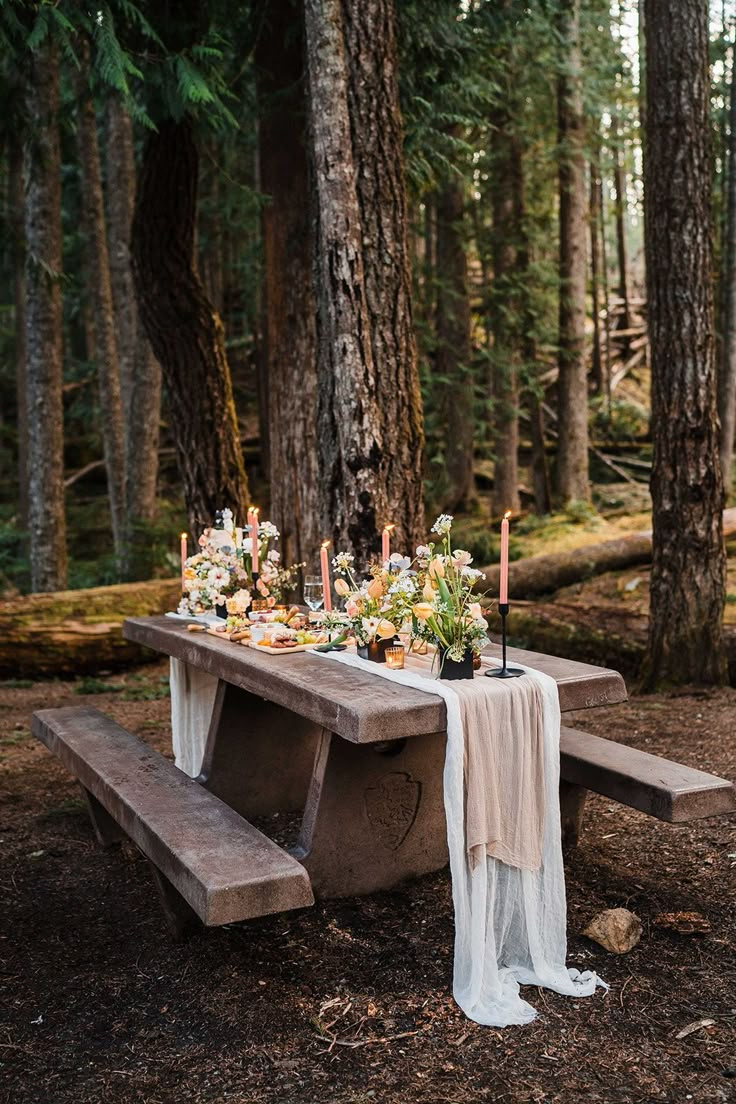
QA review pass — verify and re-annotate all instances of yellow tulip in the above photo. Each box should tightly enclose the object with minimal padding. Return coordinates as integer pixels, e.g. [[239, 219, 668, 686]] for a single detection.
[[422, 580, 435, 602], [334, 577, 350, 597], [376, 619, 396, 640], [412, 602, 434, 622], [428, 556, 445, 579]]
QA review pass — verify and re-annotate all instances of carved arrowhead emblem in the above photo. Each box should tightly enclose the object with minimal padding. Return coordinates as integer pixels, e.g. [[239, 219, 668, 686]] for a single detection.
[[364, 771, 421, 852]]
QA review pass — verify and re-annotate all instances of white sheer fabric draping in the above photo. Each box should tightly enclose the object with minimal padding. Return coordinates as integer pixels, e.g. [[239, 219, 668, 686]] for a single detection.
[[169, 658, 219, 778], [319, 649, 606, 1027]]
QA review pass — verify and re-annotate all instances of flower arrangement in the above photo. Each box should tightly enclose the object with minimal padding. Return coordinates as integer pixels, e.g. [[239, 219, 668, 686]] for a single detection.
[[331, 516, 488, 669], [177, 509, 303, 616], [331, 552, 408, 646], [410, 515, 488, 664]]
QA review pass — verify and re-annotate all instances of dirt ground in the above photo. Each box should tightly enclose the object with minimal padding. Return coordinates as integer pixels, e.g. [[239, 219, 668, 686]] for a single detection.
[[1, 660, 735, 1104]]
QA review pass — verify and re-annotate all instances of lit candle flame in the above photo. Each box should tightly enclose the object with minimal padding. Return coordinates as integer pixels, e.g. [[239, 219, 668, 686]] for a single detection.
[[180, 532, 187, 540], [321, 539, 331, 548], [503, 510, 511, 521], [384, 523, 395, 532]]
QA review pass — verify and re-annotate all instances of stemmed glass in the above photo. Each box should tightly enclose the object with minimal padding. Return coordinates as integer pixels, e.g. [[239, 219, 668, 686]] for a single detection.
[[303, 575, 324, 612]]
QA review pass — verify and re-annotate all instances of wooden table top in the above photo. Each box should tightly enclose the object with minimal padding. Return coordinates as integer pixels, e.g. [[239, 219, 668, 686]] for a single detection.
[[124, 616, 627, 744]]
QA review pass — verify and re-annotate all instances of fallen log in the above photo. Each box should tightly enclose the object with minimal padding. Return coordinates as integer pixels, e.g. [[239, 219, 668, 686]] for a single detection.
[[0, 578, 181, 678], [480, 508, 736, 600]]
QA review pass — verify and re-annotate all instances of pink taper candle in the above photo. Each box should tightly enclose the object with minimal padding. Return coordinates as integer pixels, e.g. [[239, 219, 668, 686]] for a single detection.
[[499, 511, 510, 605], [381, 524, 394, 564], [180, 532, 188, 592], [320, 541, 332, 611], [249, 508, 259, 573]]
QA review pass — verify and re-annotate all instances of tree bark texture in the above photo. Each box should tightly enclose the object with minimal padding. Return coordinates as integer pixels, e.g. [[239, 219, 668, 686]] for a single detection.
[[556, 0, 590, 504], [76, 60, 127, 564], [304, 0, 424, 565], [105, 97, 162, 574], [341, 0, 425, 549], [436, 163, 475, 511], [24, 43, 67, 592], [642, 0, 726, 686], [131, 118, 249, 534], [9, 129, 28, 527], [490, 119, 521, 516], [256, 0, 320, 571], [610, 114, 631, 332], [589, 160, 603, 394], [104, 97, 138, 424], [719, 50, 736, 497]]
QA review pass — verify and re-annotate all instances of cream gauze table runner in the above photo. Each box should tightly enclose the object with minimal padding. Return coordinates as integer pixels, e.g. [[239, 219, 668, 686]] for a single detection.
[[319, 650, 607, 1027], [169, 658, 218, 778]]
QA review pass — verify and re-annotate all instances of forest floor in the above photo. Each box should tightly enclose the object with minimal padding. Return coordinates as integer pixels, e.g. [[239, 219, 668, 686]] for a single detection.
[[1, 662, 735, 1104]]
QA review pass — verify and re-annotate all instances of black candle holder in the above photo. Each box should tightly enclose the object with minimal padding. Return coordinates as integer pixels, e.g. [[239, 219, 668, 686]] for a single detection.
[[485, 602, 524, 679]]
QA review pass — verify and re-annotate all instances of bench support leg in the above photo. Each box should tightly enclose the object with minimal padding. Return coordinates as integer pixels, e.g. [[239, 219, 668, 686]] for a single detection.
[[559, 781, 588, 850], [294, 728, 448, 897], [149, 864, 201, 941], [82, 787, 125, 848]]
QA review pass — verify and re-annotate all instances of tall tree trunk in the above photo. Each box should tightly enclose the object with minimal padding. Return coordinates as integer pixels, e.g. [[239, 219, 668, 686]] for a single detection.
[[104, 97, 137, 424], [105, 97, 162, 576], [131, 119, 250, 534], [24, 43, 67, 591], [556, 0, 590, 504], [719, 48, 736, 498], [256, 0, 320, 570], [610, 114, 631, 333], [436, 165, 475, 511], [304, 0, 424, 565], [199, 143, 225, 318], [597, 172, 613, 407], [589, 161, 603, 395], [642, 0, 726, 687], [341, 0, 425, 550], [9, 130, 28, 528], [76, 58, 127, 565], [490, 121, 520, 516]]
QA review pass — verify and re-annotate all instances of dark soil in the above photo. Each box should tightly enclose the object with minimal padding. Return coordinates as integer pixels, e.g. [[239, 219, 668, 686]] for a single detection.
[[1, 661, 735, 1104]]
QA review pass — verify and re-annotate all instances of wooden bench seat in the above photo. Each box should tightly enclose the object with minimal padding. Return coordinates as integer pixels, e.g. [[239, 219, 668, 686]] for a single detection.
[[32, 707, 314, 936], [559, 725, 736, 846]]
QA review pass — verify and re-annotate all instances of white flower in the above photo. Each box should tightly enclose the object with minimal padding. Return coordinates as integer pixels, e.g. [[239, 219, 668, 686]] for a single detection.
[[267, 548, 280, 562], [333, 551, 354, 572], [415, 545, 431, 561], [461, 566, 483, 581], [389, 553, 411, 571], [259, 521, 279, 540], [207, 565, 230, 589], [226, 588, 252, 615], [362, 616, 380, 637], [431, 514, 453, 536], [389, 574, 416, 595]]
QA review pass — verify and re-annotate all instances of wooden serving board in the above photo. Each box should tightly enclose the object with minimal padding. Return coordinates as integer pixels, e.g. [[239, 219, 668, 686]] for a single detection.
[[247, 640, 323, 655]]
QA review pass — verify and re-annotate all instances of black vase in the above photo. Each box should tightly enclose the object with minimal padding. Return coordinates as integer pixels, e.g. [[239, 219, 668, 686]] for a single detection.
[[215, 601, 228, 619], [438, 648, 475, 680], [357, 637, 396, 663]]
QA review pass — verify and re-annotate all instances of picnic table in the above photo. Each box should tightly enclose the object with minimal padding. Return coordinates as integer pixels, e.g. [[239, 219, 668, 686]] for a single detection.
[[31, 616, 734, 939]]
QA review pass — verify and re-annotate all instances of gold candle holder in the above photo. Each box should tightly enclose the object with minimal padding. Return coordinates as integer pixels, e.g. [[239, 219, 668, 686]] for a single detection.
[[385, 644, 405, 669]]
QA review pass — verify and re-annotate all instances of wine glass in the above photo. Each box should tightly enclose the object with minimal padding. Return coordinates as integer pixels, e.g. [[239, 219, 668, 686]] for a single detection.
[[303, 575, 324, 612]]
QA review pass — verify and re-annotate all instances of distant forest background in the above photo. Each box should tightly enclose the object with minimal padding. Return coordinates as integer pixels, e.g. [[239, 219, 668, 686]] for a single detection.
[[0, 0, 732, 598]]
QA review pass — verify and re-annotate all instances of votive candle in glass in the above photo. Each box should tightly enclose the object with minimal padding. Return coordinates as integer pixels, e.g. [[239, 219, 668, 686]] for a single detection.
[[385, 644, 405, 669]]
